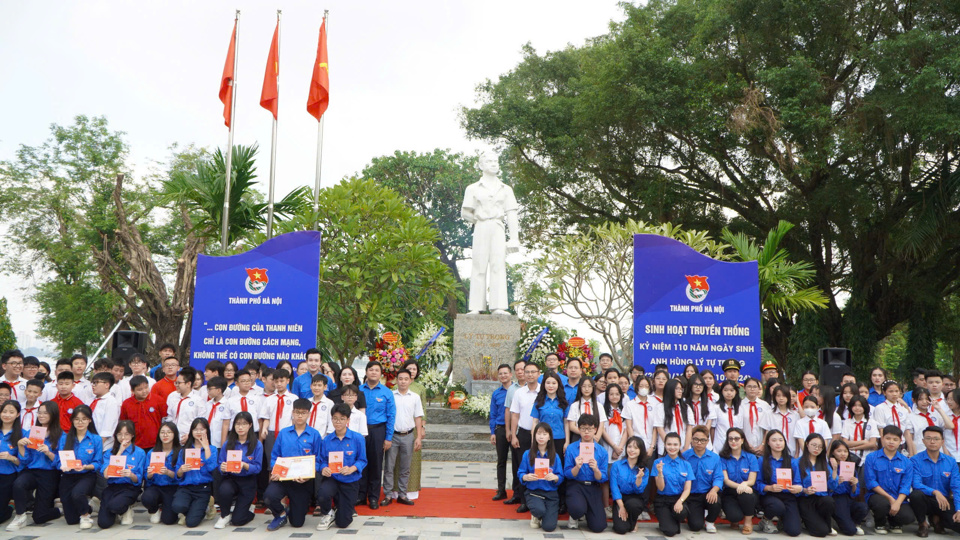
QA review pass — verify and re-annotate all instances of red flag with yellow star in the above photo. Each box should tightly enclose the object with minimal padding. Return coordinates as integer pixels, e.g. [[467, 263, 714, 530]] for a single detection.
[[260, 22, 280, 119], [306, 20, 329, 121], [246, 268, 269, 283], [685, 275, 709, 291]]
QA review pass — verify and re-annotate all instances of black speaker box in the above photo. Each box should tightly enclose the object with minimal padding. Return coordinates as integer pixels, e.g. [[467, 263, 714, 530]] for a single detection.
[[111, 330, 149, 365], [818, 347, 852, 392]]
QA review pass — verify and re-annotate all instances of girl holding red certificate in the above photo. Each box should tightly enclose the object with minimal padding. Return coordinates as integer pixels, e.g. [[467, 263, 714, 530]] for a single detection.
[[757, 429, 802, 536], [97, 420, 146, 529], [9, 402, 62, 531], [793, 433, 839, 537], [215, 411, 263, 529], [0, 400, 22, 527], [171, 418, 218, 528], [828, 439, 868, 536], [56, 404, 101, 529], [610, 436, 649, 534], [519, 422, 564, 532], [142, 422, 181, 525]]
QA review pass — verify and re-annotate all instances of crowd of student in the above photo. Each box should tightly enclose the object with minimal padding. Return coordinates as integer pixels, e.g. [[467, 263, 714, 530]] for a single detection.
[[3, 345, 960, 537], [489, 353, 960, 537], [0, 346, 424, 533]]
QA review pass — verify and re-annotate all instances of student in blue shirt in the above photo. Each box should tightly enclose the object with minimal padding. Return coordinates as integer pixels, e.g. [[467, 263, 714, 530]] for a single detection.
[[652, 431, 693, 537], [868, 368, 888, 407], [828, 439, 868, 536], [564, 414, 608, 532], [489, 363, 513, 501], [56, 404, 102, 529], [9, 401, 62, 531], [682, 425, 723, 533], [291, 348, 336, 400], [610, 436, 649, 534], [719, 426, 760, 533], [0, 400, 22, 526], [533, 372, 570, 515], [864, 425, 916, 534], [539, 353, 569, 386], [757, 429, 802, 536], [265, 398, 322, 531], [794, 433, 838, 537], [171, 417, 218, 528], [519, 422, 564, 532], [97, 420, 147, 529], [316, 403, 369, 531], [142, 422, 181, 525], [909, 425, 960, 536], [214, 411, 263, 529], [359, 360, 396, 509]]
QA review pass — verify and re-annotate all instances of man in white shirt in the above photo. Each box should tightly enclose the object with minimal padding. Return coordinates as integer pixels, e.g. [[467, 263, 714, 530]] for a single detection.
[[90, 372, 122, 449], [0, 350, 27, 404], [70, 355, 96, 405], [381, 369, 424, 506], [508, 362, 541, 510], [204, 377, 230, 449]]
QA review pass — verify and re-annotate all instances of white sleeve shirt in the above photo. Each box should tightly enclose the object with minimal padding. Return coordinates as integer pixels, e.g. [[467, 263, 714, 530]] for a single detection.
[[259, 392, 297, 433], [392, 390, 425, 433], [2, 377, 27, 404], [166, 392, 204, 439], [90, 394, 121, 448]]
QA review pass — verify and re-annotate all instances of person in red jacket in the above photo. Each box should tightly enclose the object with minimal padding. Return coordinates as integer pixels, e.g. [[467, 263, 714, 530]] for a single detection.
[[150, 356, 180, 403], [52, 371, 85, 431], [121, 375, 167, 449]]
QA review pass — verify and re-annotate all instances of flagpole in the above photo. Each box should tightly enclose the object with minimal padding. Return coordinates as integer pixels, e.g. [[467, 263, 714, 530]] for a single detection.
[[222, 9, 240, 253], [313, 9, 328, 229], [266, 10, 281, 239]]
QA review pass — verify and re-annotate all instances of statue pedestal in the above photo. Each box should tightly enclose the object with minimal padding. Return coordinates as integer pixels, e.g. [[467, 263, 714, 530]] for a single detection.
[[453, 313, 521, 390]]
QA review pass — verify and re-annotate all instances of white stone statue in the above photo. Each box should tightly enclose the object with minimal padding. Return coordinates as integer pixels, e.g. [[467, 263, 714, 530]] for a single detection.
[[461, 152, 520, 315]]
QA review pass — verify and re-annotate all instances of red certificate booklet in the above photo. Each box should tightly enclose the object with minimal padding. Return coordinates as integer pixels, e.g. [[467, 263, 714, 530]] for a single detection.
[[811, 471, 828, 492], [58, 450, 81, 471], [776, 468, 792, 487], [579, 442, 595, 462], [27, 426, 46, 449], [148, 452, 166, 475], [185, 448, 202, 469], [329, 451, 344, 473], [535, 458, 550, 479], [105, 455, 127, 478], [225, 450, 243, 473]]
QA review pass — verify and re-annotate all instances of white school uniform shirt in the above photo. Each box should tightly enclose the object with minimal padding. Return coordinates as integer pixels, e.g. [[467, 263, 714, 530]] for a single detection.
[[72, 379, 95, 405], [393, 389, 425, 433], [653, 401, 689, 454], [602, 404, 628, 463], [567, 398, 608, 425], [349, 406, 369, 436], [307, 396, 335, 436], [117, 375, 155, 402], [260, 392, 297, 434], [841, 417, 880, 461], [685, 398, 715, 428], [20, 400, 42, 431], [738, 398, 772, 448], [794, 416, 832, 447], [509, 384, 541, 431], [226, 392, 264, 432], [906, 410, 944, 453], [711, 402, 744, 451], [930, 395, 951, 417], [40, 381, 58, 402], [90, 393, 121, 449], [166, 391, 204, 438], [873, 400, 911, 431], [706, 390, 720, 404], [108, 381, 125, 402], [821, 411, 843, 435], [944, 412, 960, 462], [1, 376, 27, 404], [761, 408, 800, 443], [205, 398, 230, 449], [624, 397, 653, 450]]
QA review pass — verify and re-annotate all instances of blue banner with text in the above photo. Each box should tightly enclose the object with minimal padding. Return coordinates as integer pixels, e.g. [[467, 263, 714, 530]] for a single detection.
[[189, 230, 321, 371], [633, 234, 761, 382]]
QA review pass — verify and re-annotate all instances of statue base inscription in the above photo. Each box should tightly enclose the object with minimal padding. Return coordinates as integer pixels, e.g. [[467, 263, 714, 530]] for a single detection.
[[453, 312, 521, 387]]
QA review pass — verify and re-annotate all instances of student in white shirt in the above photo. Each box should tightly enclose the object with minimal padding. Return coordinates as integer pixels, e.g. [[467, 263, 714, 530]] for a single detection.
[[841, 395, 879, 461], [711, 380, 743, 452], [905, 387, 948, 456], [223, 370, 263, 443], [340, 385, 368, 436], [198, 361, 226, 403], [0, 350, 27, 404], [872, 380, 911, 433], [90, 371, 122, 449], [381, 369, 424, 505], [760, 385, 799, 446], [41, 360, 73, 402], [165, 366, 204, 443], [566, 378, 607, 446], [258, 369, 297, 438], [69, 354, 95, 404], [204, 377, 230, 449], [20, 379, 44, 431], [116, 354, 155, 403], [624, 376, 654, 455], [654, 378, 691, 454], [683, 374, 715, 431], [794, 394, 832, 455], [942, 389, 960, 461], [923, 369, 951, 416], [739, 377, 771, 449], [306, 374, 335, 436]]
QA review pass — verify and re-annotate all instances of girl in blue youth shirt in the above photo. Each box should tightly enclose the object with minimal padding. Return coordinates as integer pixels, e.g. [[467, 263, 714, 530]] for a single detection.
[[518, 423, 564, 532], [98, 420, 147, 529], [794, 433, 839, 537], [757, 429, 802, 535], [215, 411, 263, 528], [719, 426, 759, 534], [0, 400, 23, 526], [532, 373, 569, 455], [651, 432, 692, 537], [828, 439, 868, 536], [9, 402, 63, 531], [610, 436, 649, 534], [57, 404, 102, 529], [143, 422, 182, 524], [171, 417, 218, 528]]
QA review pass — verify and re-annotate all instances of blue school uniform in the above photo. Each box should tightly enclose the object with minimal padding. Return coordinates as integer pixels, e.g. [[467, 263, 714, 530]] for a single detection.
[[518, 449, 564, 492], [174, 445, 218, 485], [319, 429, 367, 483], [21, 436, 58, 470], [868, 387, 885, 407], [100, 445, 147, 485], [270, 424, 322, 469], [721, 451, 759, 483], [0, 430, 19, 475], [651, 454, 693, 495], [757, 455, 794, 492], [531, 396, 568, 439], [792, 459, 838, 496], [912, 451, 960, 509], [218, 439, 263, 477], [361, 382, 397, 441], [564, 440, 609, 482], [55, 432, 103, 473], [489, 385, 509, 434], [864, 450, 913, 502], [610, 459, 648, 500], [682, 448, 724, 493], [147, 449, 180, 486]]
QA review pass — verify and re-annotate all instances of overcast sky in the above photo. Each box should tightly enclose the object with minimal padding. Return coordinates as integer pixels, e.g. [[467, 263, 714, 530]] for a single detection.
[[0, 0, 627, 348]]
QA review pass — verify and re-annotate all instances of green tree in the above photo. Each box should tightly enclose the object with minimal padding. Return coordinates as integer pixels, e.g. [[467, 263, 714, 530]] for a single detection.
[[252, 177, 458, 363], [0, 298, 16, 353], [463, 0, 960, 369]]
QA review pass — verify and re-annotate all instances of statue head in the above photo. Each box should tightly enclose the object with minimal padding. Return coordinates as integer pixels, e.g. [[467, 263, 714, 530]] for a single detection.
[[477, 151, 501, 177]]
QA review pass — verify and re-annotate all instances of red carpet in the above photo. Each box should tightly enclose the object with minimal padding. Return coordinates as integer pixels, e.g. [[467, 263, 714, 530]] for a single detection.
[[356, 488, 529, 520]]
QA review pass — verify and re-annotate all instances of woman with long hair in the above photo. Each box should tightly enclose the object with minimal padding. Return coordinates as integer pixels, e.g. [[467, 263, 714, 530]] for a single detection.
[[142, 422, 182, 524], [8, 401, 62, 531], [820, 386, 842, 443], [741, 377, 770, 450], [611, 436, 649, 534], [652, 432, 692, 537], [682, 363, 699, 382], [683, 374, 713, 432], [656, 379, 690, 453], [567, 377, 606, 446], [711, 380, 743, 451], [215, 412, 262, 528], [793, 433, 838, 537], [701, 370, 719, 403], [518, 422, 563, 531], [756, 429, 802, 536], [223, 361, 239, 395], [761, 385, 799, 446], [0, 400, 22, 526], [718, 427, 759, 534], [828, 439, 868, 536], [532, 372, 569, 455], [330, 366, 366, 409], [171, 417, 217, 527], [841, 395, 879, 461], [627, 376, 654, 454], [837, 382, 859, 420], [797, 370, 819, 403], [97, 420, 146, 529], [868, 367, 888, 407], [57, 404, 101, 529]]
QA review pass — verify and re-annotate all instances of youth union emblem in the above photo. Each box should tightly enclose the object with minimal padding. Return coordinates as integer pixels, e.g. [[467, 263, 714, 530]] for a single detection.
[[245, 268, 269, 295], [684, 275, 710, 303]]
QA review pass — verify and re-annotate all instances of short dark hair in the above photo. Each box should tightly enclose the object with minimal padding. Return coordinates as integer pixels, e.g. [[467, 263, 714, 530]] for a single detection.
[[305, 348, 322, 358], [91, 372, 115, 387], [207, 376, 228, 392], [204, 361, 225, 377], [129, 375, 149, 390], [332, 403, 351, 418], [312, 373, 328, 385], [128, 353, 147, 365], [23, 356, 39, 367], [925, 370, 943, 381], [293, 398, 312, 411], [923, 426, 945, 437], [274, 369, 291, 380], [260, 368, 275, 380], [158, 343, 177, 353], [57, 371, 75, 382], [341, 384, 359, 396], [26, 379, 44, 391], [397, 369, 412, 379], [882, 425, 903, 439], [513, 359, 526, 368], [1, 349, 24, 363], [497, 363, 512, 372], [598, 353, 613, 361], [577, 413, 600, 429]]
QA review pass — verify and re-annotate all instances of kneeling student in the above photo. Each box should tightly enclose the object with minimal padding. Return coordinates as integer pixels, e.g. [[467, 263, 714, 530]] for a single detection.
[[265, 398, 322, 531], [8, 401, 63, 531], [518, 423, 564, 532], [719, 427, 759, 534], [316, 404, 368, 530], [97, 421, 146, 529], [651, 431, 692, 537], [909, 426, 960, 536], [610, 436, 649, 535], [171, 418, 218, 528], [563, 414, 609, 532], [864, 425, 916, 534], [214, 411, 262, 529]]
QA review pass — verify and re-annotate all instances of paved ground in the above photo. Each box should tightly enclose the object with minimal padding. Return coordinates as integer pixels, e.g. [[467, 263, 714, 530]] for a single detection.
[[3, 461, 949, 539]]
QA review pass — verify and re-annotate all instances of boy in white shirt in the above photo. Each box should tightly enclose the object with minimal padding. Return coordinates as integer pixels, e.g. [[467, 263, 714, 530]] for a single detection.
[[20, 379, 44, 431], [258, 368, 296, 507], [223, 370, 264, 443], [341, 384, 368, 436], [70, 354, 95, 404], [109, 359, 127, 402], [204, 377, 230, 449], [41, 360, 74, 402], [116, 354, 155, 402], [165, 366, 204, 443], [197, 361, 225, 402], [0, 350, 27, 404], [90, 372, 121, 449], [307, 373, 335, 436]]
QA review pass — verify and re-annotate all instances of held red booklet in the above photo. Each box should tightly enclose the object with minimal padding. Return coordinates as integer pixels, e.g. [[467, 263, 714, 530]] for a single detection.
[[329, 451, 344, 474], [27, 426, 46, 449], [105, 455, 127, 478], [535, 458, 550, 479], [225, 450, 243, 473], [811, 471, 828, 492], [148, 452, 166, 475], [776, 468, 792, 487], [185, 448, 202, 469], [579, 442, 595, 462], [271, 463, 289, 478], [58, 450, 81, 471]]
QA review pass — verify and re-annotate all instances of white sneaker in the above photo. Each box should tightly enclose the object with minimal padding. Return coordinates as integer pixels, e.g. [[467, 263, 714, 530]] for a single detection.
[[705, 521, 717, 534], [120, 507, 134, 525], [79, 515, 94, 530], [640, 511, 650, 521], [855, 527, 865, 536], [530, 515, 541, 529], [875, 525, 888, 535], [217, 514, 233, 529], [316, 513, 334, 531], [149, 511, 161, 524], [89, 498, 100, 514], [829, 528, 838, 536], [178, 515, 186, 526], [890, 526, 903, 534], [567, 517, 578, 529], [5, 514, 28, 532]]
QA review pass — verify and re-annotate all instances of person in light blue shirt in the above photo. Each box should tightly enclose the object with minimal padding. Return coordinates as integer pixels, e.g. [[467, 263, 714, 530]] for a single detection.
[[682, 425, 723, 533], [214, 411, 263, 529], [97, 420, 147, 529], [651, 432, 693, 537], [171, 417, 218, 528], [519, 423, 564, 532], [0, 400, 22, 527], [56, 404, 102, 529], [909, 425, 960, 535], [291, 348, 336, 399], [757, 429, 802, 536], [610, 436, 649, 535], [316, 404, 369, 531], [9, 401, 63, 531], [794, 433, 838, 537], [864, 425, 916, 534], [563, 414, 608, 533]]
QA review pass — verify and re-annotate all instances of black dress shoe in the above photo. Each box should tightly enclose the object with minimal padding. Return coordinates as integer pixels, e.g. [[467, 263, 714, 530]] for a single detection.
[[356, 497, 366, 506], [492, 490, 507, 501], [379, 498, 393, 506], [397, 497, 414, 506], [516, 504, 529, 513], [368, 499, 379, 510], [504, 496, 520, 505], [917, 522, 929, 538], [559, 503, 567, 516]]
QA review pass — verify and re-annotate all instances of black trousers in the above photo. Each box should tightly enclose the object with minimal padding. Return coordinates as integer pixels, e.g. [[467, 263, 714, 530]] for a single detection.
[[686, 491, 722, 531], [721, 485, 757, 524], [515, 427, 532, 502], [59, 471, 96, 524], [98, 483, 141, 529], [317, 477, 361, 528], [654, 494, 689, 537], [798, 495, 836, 537], [494, 424, 509, 491], [509, 428, 523, 496], [908, 490, 959, 531], [217, 474, 258, 525], [258, 432, 275, 500], [869, 493, 917, 528], [13, 469, 61, 523], [833, 493, 868, 536], [566, 481, 606, 532], [264, 479, 314, 527], [171, 483, 212, 528], [0, 472, 14, 524], [613, 493, 646, 534], [142, 484, 179, 524], [761, 492, 801, 536], [360, 422, 386, 503]]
